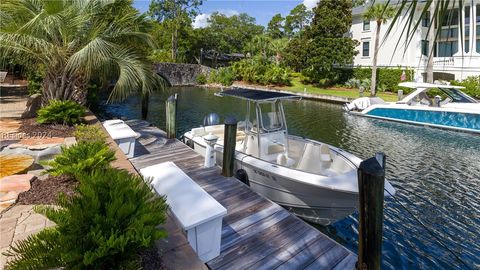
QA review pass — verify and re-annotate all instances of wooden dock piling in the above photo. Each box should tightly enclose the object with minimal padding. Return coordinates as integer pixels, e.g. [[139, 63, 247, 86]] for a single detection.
[[357, 153, 386, 270], [165, 94, 177, 139], [222, 116, 237, 177]]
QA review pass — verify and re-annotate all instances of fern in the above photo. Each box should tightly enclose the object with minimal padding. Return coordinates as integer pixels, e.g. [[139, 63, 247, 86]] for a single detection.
[[37, 100, 86, 126], [5, 168, 168, 269], [45, 141, 116, 177], [3, 229, 63, 270]]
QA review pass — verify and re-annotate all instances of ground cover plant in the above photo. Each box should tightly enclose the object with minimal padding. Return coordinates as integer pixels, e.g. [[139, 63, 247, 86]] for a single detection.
[[5, 168, 168, 269], [74, 124, 107, 143], [37, 100, 86, 126], [45, 141, 116, 177]]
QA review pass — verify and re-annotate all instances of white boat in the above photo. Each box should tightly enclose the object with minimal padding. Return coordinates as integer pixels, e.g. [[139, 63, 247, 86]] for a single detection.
[[183, 88, 396, 225], [345, 82, 480, 134]]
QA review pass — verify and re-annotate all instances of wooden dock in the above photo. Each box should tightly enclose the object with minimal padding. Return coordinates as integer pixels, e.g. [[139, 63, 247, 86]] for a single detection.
[[126, 120, 357, 270]]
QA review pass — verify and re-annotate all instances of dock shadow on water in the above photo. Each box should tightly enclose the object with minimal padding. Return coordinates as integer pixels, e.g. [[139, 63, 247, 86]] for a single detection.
[[104, 86, 480, 270]]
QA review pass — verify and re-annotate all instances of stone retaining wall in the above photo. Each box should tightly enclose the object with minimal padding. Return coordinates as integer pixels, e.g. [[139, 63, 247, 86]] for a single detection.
[[154, 63, 211, 86]]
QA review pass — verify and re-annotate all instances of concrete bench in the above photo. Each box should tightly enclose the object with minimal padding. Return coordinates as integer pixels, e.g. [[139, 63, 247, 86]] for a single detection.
[[103, 120, 137, 158], [140, 162, 227, 262]]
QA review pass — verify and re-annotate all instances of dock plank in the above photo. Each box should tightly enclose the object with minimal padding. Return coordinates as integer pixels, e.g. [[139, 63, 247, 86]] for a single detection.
[[125, 122, 357, 270]]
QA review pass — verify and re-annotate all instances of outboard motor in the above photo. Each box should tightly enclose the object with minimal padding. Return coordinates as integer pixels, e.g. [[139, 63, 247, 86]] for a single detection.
[[203, 113, 220, 126]]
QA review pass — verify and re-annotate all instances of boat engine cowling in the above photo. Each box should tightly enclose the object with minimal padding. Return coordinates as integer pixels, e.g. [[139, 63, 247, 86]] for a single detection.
[[203, 113, 220, 126]]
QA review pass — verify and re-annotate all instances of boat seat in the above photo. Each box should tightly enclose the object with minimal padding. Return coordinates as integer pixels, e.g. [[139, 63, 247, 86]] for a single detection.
[[296, 144, 332, 174], [324, 156, 352, 176], [276, 153, 295, 167], [245, 135, 259, 156], [268, 143, 285, 155]]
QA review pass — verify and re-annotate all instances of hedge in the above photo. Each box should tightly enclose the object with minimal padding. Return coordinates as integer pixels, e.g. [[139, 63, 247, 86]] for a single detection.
[[338, 67, 414, 93]]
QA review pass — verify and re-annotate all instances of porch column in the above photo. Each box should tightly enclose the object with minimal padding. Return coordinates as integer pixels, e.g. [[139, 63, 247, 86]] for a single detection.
[[472, 1, 477, 54], [459, 5, 465, 54]]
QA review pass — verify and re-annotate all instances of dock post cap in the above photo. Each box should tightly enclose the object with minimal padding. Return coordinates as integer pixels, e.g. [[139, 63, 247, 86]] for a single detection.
[[167, 94, 178, 101], [224, 116, 237, 125], [358, 156, 385, 177]]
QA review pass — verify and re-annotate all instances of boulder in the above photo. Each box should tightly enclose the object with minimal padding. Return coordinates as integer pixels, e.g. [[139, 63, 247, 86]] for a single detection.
[[21, 93, 42, 119]]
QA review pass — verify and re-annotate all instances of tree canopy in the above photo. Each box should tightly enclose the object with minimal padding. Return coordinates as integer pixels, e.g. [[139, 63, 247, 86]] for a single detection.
[[285, 4, 313, 36], [267, 14, 285, 39], [0, 0, 163, 104]]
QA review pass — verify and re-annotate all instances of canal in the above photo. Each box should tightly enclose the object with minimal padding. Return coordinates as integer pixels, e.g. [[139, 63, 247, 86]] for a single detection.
[[104, 86, 480, 269]]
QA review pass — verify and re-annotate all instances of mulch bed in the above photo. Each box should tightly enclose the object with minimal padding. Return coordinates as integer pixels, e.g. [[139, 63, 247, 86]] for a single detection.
[[140, 246, 165, 270], [18, 118, 75, 138], [16, 175, 77, 205]]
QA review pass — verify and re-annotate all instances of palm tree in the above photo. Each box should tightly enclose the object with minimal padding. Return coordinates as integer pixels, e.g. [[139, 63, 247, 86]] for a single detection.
[[364, 3, 396, 96], [0, 0, 164, 119]]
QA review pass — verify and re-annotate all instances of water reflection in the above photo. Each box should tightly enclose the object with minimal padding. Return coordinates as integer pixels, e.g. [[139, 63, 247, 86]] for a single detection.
[[104, 86, 480, 270]]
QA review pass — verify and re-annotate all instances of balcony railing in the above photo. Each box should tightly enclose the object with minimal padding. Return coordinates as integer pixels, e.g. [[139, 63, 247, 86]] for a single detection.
[[433, 57, 454, 66]]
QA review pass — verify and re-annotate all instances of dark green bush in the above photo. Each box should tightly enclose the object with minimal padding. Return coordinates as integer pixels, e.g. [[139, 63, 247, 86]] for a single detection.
[[45, 141, 116, 177], [196, 73, 207, 85], [37, 100, 86, 125], [451, 76, 480, 99], [208, 67, 235, 86], [338, 67, 414, 92], [5, 168, 168, 269], [26, 70, 43, 95], [74, 124, 107, 143], [231, 57, 291, 86]]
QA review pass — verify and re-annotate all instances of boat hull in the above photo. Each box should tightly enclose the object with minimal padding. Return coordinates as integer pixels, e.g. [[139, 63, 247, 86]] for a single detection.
[[355, 105, 480, 134], [188, 137, 358, 226]]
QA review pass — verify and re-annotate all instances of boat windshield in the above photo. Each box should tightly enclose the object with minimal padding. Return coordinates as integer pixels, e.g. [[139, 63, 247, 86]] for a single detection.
[[258, 101, 284, 132], [439, 88, 478, 103]]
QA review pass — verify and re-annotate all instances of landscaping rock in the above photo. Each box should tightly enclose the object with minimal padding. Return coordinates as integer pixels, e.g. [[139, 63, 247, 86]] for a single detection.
[[21, 93, 42, 119], [64, 137, 76, 147], [0, 174, 34, 193], [28, 143, 61, 150]]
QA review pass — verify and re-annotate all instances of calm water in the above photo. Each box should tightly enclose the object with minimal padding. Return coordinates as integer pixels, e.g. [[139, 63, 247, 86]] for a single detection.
[[104, 86, 480, 269]]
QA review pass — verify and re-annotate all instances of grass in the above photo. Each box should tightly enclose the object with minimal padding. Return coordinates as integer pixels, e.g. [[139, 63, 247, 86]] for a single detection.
[[279, 77, 399, 102]]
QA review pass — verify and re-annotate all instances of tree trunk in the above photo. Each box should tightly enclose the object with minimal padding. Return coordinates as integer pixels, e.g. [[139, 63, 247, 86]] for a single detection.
[[426, 2, 435, 83], [171, 26, 178, 61], [41, 68, 86, 106], [141, 92, 150, 120], [370, 21, 381, 96]]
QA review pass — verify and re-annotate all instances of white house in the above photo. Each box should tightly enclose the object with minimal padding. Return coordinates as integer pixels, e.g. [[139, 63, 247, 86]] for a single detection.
[[351, 0, 480, 81]]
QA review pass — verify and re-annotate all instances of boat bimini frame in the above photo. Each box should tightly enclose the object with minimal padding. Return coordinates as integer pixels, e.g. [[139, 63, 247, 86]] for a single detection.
[[217, 88, 301, 161]]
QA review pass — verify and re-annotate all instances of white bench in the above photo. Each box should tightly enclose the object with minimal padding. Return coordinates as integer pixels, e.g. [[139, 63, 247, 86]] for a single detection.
[[140, 162, 227, 262], [103, 120, 137, 158]]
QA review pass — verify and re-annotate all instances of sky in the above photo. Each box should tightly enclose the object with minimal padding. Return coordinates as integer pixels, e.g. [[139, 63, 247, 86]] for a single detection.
[[133, 0, 320, 28]]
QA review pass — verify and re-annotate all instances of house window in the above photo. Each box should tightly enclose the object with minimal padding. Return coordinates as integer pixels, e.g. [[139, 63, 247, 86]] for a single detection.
[[422, 11, 430, 27], [363, 20, 370, 31], [440, 8, 459, 27], [421, 40, 429, 56], [362, 41, 370, 56], [437, 41, 458, 57]]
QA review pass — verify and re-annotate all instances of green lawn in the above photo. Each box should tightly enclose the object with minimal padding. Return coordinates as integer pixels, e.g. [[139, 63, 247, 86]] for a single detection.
[[279, 78, 399, 102]]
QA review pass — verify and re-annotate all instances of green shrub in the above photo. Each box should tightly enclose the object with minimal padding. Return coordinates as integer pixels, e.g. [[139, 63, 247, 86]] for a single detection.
[[26, 70, 43, 95], [5, 168, 168, 269], [37, 100, 86, 125], [208, 67, 235, 86], [338, 67, 414, 92], [196, 73, 207, 85], [231, 56, 291, 86], [74, 124, 107, 143], [45, 141, 116, 177], [451, 76, 480, 99]]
